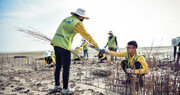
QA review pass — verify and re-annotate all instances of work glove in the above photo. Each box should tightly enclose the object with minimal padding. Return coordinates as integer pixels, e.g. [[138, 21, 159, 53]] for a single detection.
[[88, 44, 100, 51], [95, 46, 100, 51], [126, 68, 134, 74]]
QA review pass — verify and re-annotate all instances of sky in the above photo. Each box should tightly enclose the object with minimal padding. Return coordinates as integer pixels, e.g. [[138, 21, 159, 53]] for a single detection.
[[0, 0, 180, 53]]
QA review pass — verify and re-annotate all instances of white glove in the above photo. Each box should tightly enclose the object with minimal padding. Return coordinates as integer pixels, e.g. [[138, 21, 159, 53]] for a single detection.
[[126, 68, 132, 73]]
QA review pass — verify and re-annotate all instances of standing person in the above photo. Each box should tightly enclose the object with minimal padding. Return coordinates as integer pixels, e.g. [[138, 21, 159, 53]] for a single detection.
[[50, 8, 100, 94], [104, 31, 118, 61], [106, 41, 149, 87], [81, 38, 88, 60], [171, 36, 180, 71]]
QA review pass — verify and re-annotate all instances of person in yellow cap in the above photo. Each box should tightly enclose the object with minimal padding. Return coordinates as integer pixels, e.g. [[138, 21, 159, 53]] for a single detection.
[[104, 31, 118, 61], [171, 36, 180, 71], [105, 41, 149, 87], [73, 46, 83, 63], [81, 38, 88, 60], [43, 51, 56, 67], [50, 8, 100, 94]]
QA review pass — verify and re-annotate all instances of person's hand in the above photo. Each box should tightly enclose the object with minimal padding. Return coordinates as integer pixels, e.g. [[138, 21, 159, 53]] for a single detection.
[[88, 44, 100, 51], [126, 68, 134, 74], [95, 46, 100, 51]]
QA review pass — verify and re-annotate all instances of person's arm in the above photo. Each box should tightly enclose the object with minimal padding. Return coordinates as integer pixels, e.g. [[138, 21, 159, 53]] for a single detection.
[[51, 56, 56, 65], [76, 47, 83, 53], [74, 22, 98, 47], [115, 36, 118, 47], [101, 54, 106, 59], [96, 53, 99, 57], [134, 56, 149, 74], [107, 51, 126, 57], [43, 60, 47, 65], [174, 46, 177, 61], [82, 41, 88, 47], [104, 42, 108, 48], [79, 47, 83, 51]]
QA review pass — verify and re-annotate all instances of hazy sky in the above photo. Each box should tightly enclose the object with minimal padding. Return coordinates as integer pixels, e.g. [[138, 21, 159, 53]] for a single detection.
[[0, 0, 180, 53]]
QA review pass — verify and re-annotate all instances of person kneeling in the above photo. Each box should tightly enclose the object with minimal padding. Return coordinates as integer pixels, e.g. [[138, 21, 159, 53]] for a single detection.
[[107, 41, 149, 87], [95, 49, 107, 63], [43, 51, 56, 67], [73, 47, 83, 64]]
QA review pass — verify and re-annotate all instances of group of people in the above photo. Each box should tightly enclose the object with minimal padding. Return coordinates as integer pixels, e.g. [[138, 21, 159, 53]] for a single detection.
[[41, 8, 179, 94], [95, 30, 118, 63], [73, 30, 117, 63]]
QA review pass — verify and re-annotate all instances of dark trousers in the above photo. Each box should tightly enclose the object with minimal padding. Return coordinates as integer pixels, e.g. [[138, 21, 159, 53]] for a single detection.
[[108, 47, 116, 61], [99, 57, 107, 63], [54, 46, 71, 89], [83, 50, 88, 59]]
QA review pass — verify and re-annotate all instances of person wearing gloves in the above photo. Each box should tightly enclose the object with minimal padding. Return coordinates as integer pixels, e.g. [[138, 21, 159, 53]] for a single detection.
[[95, 49, 107, 63], [50, 8, 100, 94], [171, 36, 180, 71], [43, 51, 56, 67], [104, 31, 118, 61], [81, 38, 88, 60], [73, 47, 83, 63], [106, 41, 149, 87]]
